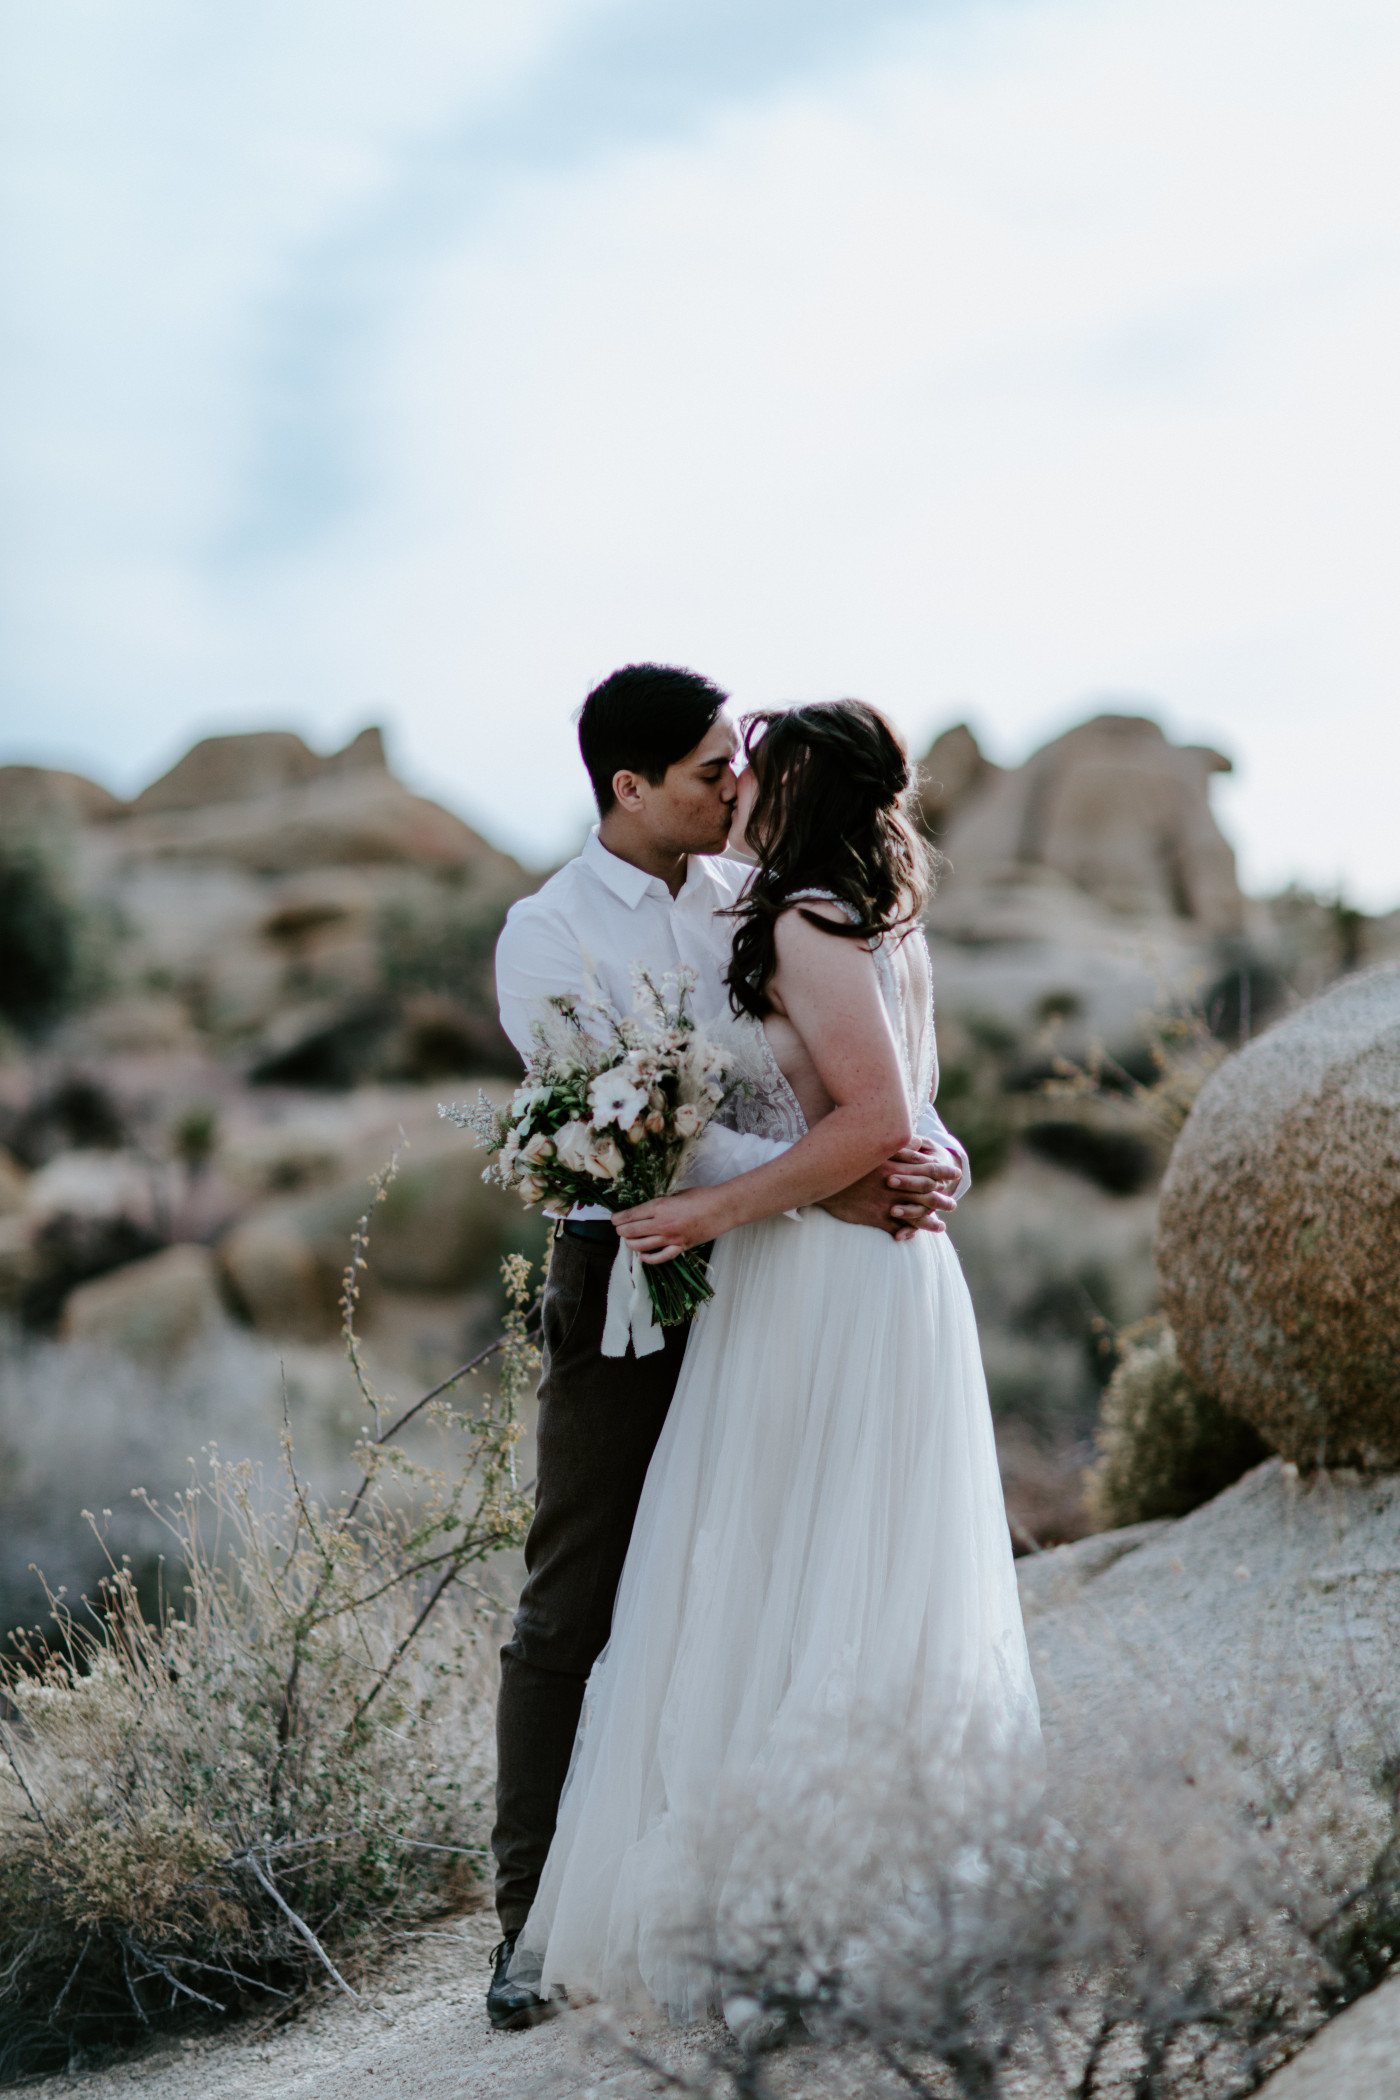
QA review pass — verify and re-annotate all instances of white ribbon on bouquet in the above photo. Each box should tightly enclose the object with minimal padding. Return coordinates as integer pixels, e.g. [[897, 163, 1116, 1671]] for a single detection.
[[601, 1235, 664, 1359]]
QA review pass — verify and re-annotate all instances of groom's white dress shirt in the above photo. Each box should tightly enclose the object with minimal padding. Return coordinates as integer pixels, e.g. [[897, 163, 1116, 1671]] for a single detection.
[[494, 829, 970, 1220]]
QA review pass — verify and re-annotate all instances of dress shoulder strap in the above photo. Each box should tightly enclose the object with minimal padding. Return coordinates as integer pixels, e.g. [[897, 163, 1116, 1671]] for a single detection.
[[783, 887, 861, 926]]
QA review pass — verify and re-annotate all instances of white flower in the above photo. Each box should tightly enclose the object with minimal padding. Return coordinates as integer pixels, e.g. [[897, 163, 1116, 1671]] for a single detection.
[[673, 1103, 701, 1138], [511, 1082, 551, 1119], [553, 1121, 595, 1173], [588, 1067, 650, 1132]]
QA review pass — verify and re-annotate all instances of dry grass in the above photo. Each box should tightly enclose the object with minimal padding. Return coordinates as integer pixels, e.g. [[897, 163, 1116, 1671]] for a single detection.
[[574, 1671, 1400, 2100], [0, 1160, 539, 2079]]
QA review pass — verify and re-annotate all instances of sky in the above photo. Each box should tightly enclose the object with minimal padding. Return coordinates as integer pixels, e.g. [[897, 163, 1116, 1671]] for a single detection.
[[2, 0, 1399, 904]]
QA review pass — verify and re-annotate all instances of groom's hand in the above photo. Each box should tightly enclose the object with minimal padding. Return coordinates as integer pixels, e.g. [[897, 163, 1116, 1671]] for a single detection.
[[820, 1138, 961, 1240]]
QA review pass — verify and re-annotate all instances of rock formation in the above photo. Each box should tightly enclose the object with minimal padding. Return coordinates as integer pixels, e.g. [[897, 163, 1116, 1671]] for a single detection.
[[924, 713, 1244, 936], [0, 764, 125, 829], [128, 726, 386, 814], [916, 722, 1004, 839], [0, 726, 530, 1076], [1156, 963, 1400, 1468]]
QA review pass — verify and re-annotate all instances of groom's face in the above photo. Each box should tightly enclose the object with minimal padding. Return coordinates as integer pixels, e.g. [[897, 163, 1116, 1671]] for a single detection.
[[627, 715, 739, 856]]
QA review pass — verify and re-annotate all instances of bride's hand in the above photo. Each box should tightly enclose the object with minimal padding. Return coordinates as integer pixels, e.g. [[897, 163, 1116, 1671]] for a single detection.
[[614, 1188, 721, 1264]]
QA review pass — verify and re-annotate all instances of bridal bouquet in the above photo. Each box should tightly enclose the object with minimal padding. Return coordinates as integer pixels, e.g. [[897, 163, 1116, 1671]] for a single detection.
[[440, 967, 737, 1358]]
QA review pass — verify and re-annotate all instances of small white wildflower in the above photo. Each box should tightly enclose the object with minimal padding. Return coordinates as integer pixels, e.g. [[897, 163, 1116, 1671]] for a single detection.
[[588, 1068, 650, 1131]]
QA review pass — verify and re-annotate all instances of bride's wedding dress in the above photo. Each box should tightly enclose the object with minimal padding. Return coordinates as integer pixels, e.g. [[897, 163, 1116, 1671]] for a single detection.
[[511, 911, 1040, 2017]]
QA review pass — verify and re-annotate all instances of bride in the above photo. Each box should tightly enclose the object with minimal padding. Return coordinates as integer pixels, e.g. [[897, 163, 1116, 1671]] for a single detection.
[[508, 699, 1039, 2017]]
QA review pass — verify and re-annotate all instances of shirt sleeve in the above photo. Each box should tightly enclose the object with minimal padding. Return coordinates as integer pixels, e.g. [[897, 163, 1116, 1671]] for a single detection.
[[917, 1102, 972, 1200], [675, 1123, 793, 1190], [495, 903, 597, 1065]]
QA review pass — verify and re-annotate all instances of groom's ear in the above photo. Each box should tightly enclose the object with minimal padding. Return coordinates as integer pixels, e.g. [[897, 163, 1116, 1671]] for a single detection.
[[610, 768, 648, 813]]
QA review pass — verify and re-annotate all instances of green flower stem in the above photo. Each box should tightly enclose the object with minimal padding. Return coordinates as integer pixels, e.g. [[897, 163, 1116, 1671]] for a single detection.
[[643, 1248, 714, 1328]]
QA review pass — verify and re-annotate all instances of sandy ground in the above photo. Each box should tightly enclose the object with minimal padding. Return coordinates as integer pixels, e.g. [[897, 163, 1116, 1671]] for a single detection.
[[23, 1460, 1400, 2100]]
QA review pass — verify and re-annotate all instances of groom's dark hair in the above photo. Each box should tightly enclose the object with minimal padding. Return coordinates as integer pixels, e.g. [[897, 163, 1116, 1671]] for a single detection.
[[578, 664, 729, 816]]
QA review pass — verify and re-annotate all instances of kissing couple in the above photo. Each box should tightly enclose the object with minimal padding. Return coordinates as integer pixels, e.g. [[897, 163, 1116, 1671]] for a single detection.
[[486, 663, 1039, 2029]]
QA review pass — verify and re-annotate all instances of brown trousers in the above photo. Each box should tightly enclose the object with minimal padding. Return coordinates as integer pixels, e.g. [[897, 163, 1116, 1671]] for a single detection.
[[492, 1228, 692, 1936]]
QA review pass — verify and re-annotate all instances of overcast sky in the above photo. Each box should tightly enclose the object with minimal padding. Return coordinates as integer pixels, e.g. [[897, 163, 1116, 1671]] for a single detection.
[[2, 0, 1398, 904]]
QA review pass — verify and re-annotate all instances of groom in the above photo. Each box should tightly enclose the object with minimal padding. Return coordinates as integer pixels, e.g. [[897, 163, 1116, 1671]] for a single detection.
[[485, 664, 968, 2027]]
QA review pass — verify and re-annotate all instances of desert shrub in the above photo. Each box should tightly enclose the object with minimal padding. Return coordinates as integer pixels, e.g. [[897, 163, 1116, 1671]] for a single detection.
[[0, 840, 82, 1036], [0, 1160, 539, 2076], [0, 843, 115, 1040], [936, 1012, 1026, 1185], [585, 1690, 1400, 2100], [171, 1101, 220, 1175], [1040, 995, 1228, 1153], [1022, 1118, 1157, 1194], [377, 889, 506, 1010], [1, 1075, 127, 1169], [1085, 1320, 1270, 1530]]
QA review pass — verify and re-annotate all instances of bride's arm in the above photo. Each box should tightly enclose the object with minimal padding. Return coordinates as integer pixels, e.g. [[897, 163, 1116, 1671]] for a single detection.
[[615, 911, 912, 1261]]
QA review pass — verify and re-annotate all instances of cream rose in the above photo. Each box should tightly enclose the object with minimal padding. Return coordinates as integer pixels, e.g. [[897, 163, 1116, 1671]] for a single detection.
[[521, 1130, 555, 1165], [587, 1133, 625, 1179], [515, 1172, 544, 1204], [553, 1120, 594, 1173], [672, 1103, 701, 1138]]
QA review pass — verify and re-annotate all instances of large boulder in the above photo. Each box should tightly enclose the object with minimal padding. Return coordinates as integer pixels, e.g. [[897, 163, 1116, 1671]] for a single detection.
[[59, 1242, 229, 1362], [218, 1139, 538, 1339], [1157, 965, 1400, 1468]]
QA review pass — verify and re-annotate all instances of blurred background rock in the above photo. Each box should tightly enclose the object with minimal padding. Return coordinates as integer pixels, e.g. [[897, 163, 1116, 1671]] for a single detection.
[[1, 709, 1396, 1635]]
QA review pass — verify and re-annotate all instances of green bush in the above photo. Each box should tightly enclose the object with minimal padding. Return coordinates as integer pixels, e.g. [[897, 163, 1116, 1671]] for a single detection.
[[378, 890, 509, 1019], [0, 841, 82, 1035], [934, 1058, 1015, 1183], [1086, 1319, 1270, 1530]]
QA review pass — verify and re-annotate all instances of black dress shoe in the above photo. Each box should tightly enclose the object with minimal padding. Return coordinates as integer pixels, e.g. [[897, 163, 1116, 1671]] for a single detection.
[[486, 1933, 557, 2031]]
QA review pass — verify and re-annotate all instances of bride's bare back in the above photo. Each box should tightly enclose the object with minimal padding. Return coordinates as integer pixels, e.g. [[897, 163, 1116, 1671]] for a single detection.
[[762, 898, 918, 1134]]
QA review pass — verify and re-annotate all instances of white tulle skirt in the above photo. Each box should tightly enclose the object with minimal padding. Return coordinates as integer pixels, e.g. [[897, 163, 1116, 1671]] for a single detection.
[[511, 1209, 1041, 2018]]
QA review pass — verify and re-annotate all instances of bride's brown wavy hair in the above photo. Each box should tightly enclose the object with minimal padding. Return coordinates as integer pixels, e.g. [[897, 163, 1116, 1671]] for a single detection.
[[724, 700, 938, 1020]]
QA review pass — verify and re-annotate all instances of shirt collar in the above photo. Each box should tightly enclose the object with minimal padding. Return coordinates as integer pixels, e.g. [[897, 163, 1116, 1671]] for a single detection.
[[582, 827, 723, 912]]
